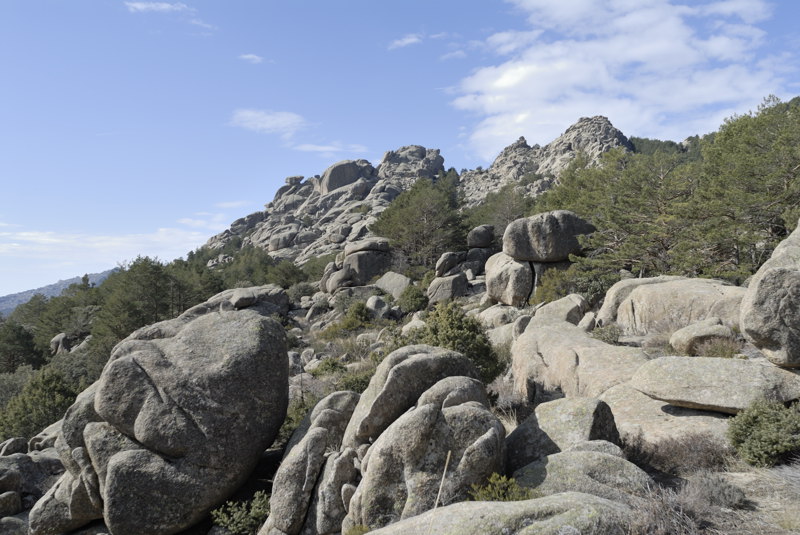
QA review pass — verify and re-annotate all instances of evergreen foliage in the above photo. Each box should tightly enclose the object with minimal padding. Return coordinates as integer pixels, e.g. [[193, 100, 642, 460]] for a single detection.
[[370, 177, 465, 268], [210, 490, 271, 535], [0, 367, 80, 440], [396, 285, 428, 313], [468, 473, 537, 501], [728, 399, 800, 467], [414, 302, 503, 383]]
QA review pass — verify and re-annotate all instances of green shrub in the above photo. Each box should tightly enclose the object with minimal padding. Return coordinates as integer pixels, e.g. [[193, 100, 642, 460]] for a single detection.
[[592, 323, 623, 345], [274, 395, 320, 447], [309, 357, 347, 378], [469, 473, 537, 501], [338, 365, 376, 393], [0, 367, 80, 441], [396, 285, 428, 313], [533, 264, 619, 307], [728, 399, 800, 467], [320, 302, 372, 340], [301, 253, 339, 281], [287, 281, 317, 303], [210, 490, 270, 535], [416, 302, 503, 383]]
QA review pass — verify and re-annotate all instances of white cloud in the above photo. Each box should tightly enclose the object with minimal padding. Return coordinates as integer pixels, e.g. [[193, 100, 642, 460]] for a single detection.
[[293, 142, 368, 158], [124, 2, 190, 13], [239, 53, 264, 64], [189, 18, 215, 30], [389, 34, 423, 50], [454, 0, 787, 160], [441, 50, 467, 61], [229, 109, 307, 139]]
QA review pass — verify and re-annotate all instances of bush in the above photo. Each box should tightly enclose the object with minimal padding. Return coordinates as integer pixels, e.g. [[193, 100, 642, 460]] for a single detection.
[[533, 264, 619, 307], [320, 302, 372, 340], [592, 323, 623, 345], [623, 431, 733, 476], [338, 364, 376, 393], [396, 285, 428, 313], [468, 473, 537, 501], [416, 302, 503, 383], [0, 367, 80, 441], [695, 336, 743, 359], [287, 282, 317, 303], [309, 357, 347, 378], [301, 253, 339, 281], [210, 490, 270, 535], [728, 399, 800, 467]]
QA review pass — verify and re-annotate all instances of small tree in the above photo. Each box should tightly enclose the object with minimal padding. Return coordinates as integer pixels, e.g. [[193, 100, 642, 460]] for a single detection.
[[0, 367, 79, 440]]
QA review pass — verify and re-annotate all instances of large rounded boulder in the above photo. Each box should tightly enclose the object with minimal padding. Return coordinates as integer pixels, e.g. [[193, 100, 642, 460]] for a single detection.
[[28, 287, 289, 535]]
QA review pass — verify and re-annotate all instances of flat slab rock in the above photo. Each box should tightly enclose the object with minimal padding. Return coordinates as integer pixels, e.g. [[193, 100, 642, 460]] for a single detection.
[[630, 356, 800, 414], [365, 491, 630, 535]]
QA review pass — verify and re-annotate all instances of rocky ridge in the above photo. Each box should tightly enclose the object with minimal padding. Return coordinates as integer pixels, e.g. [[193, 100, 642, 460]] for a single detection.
[[204, 116, 631, 265]]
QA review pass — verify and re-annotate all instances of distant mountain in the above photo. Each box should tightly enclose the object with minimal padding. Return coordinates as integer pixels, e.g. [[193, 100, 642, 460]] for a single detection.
[[0, 269, 116, 318]]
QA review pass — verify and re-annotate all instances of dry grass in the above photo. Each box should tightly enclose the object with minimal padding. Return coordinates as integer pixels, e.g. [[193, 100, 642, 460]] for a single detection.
[[623, 431, 735, 477], [695, 336, 744, 359]]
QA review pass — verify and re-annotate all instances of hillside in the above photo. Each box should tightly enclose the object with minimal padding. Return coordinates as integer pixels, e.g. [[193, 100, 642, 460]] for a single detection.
[[0, 269, 115, 318]]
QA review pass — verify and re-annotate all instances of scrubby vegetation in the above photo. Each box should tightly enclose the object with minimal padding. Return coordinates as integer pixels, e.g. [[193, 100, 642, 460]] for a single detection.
[[210, 490, 271, 535], [468, 473, 537, 501], [728, 399, 800, 467]]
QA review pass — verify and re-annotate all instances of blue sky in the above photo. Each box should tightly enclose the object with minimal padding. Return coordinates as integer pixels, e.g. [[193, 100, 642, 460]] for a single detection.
[[1, 0, 798, 296]]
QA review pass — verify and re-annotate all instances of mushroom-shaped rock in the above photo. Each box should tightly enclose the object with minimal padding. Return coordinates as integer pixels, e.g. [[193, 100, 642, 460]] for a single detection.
[[342, 401, 505, 532], [29, 288, 289, 535], [630, 356, 800, 414], [502, 210, 595, 262]]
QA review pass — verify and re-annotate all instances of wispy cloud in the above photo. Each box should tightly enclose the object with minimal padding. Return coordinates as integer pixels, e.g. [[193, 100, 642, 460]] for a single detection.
[[440, 50, 467, 61], [454, 0, 787, 160], [189, 18, 215, 30], [293, 142, 368, 158], [229, 109, 308, 139], [389, 33, 423, 50], [239, 53, 264, 64], [124, 2, 190, 13]]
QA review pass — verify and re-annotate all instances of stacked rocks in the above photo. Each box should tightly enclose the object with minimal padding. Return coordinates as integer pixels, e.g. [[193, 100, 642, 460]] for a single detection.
[[486, 211, 595, 307]]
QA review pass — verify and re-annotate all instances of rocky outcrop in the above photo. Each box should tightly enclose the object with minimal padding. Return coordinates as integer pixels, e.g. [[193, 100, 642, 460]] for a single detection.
[[505, 397, 620, 474], [669, 317, 735, 355], [502, 211, 595, 263], [511, 321, 647, 401], [485, 253, 533, 307], [614, 278, 746, 335], [363, 492, 631, 535], [460, 116, 633, 207], [740, 221, 800, 367], [630, 356, 800, 414], [28, 287, 289, 535]]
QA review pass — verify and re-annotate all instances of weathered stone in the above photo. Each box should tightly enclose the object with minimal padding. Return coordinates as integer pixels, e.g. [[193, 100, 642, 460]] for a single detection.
[[485, 252, 533, 307], [669, 317, 735, 355], [342, 402, 505, 532], [0, 439, 27, 457], [599, 382, 730, 448], [416, 376, 489, 409], [363, 491, 630, 535], [478, 304, 525, 329], [342, 250, 392, 287], [341, 345, 479, 449], [512, 321, 647, 401], [502, 211, 595, 262], [0, 490, 21, 517], [514, 450, 650, 505], [374, 271, 412, 300], [467, 225, 495, 248], [427, 273, 468, 305], [615, 278, 745, 335], [365, 295, 390, 320], [317, 160, 375, 195], [505, 398, 619, 474], [29, 289, 289, 535], [435, 251, 466, 277], [630, 356, 800, 414], [49, 333, 70, 355], [344, 238, 390, 256], [533, 294, 588, 325], [595, 276, 686, 327], [741, 222, 800, 366], [263, 391, 359, 535]]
